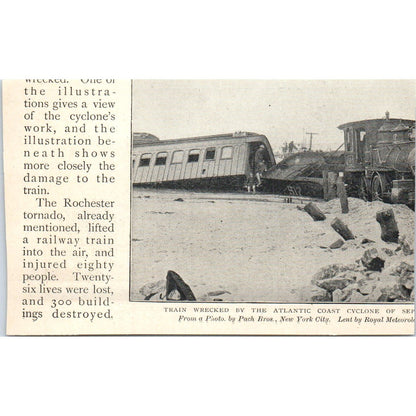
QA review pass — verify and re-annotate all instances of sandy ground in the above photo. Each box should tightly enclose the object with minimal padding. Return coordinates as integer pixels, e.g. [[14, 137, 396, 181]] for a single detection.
[[130, 188, 414, 302]]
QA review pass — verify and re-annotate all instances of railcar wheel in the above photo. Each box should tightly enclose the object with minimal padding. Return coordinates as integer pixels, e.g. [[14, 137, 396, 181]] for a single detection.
[[358, 176, 369, 201], [371, 174, 385, 201]]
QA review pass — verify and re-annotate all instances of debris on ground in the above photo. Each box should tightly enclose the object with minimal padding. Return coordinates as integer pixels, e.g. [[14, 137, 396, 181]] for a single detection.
[[138, 270, 233, 301], [131, 191, 414, 303], [361, 248, 386, 271], [302, 257, 414, 303], [376, 208, 400, 243], [331, 217, 355, 240], [301, 198, 414, 303], [304, 202, 326, 221], [329, 239, 344, 249]]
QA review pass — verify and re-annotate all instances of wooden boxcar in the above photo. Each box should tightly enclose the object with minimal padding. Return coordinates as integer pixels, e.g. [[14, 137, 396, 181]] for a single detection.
[[132, 131, 275, 190], [338, 113, 415, 204]]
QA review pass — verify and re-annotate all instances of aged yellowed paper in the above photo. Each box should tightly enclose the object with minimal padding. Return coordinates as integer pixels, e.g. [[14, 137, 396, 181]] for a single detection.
[[3, 79, 415, 335]]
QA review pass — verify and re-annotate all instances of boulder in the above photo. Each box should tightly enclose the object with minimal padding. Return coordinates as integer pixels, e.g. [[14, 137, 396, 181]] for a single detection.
[[144, 292, 164, 301], [167, 289, 181, 300], [139, 279, 166, 297], [397, 273, 414, 292], [384, 261, 413, 277], [332, 289, 343, 302], [316, 276, 355, 292], [349, 291, 369, 303], [364, 271, 382, 279], [198, 291, 234, 302], [393, 261, 414, 277], [366, 287, 385, 302], [382, 261, 414, 293], [337, 271, 365, 281], [341, 240, 361, 251], [312, 263, 358, 282], [357, 278, 378, 295], [375, 276, 407, 301], [299, 285, 331, 302], [207, 290, 231, 297], [311, 288, 331, 302], [341, 283, 359, 302], [361, 238, 375, 245], [398, 236, 414, 256], [329, 239, 344, 249], [399, 277, 414, 291], [361, 248, 385, 271], [381, 248, 395, 257]]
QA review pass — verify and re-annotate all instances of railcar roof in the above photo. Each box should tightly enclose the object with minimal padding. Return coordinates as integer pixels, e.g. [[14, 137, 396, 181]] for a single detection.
[[132, 132, 265, 147], [338, 118, 415, 130]]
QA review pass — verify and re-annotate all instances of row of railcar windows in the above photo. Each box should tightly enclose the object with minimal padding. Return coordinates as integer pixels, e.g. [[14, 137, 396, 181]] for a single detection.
[[137, 146, 234, 167]]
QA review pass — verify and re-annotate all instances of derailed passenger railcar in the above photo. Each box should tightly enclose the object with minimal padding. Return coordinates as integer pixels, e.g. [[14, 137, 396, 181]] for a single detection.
[[132, 132, 275, 190]]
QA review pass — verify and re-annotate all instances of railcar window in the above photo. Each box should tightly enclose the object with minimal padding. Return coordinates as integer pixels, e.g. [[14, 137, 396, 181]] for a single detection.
[[155, 151, 168, 166], [221, 146, 233, 159], [139, 153, 152, 167], [346, 131, 352, 151], [171, 150, 184, 164], [188, 149, 200, 163], [205, 147, 216, 160]]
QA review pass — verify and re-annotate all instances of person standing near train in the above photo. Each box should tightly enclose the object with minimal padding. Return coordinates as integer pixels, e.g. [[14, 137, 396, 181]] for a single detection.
[[246, 172, 256, 193], [254, 144, 269, 186]]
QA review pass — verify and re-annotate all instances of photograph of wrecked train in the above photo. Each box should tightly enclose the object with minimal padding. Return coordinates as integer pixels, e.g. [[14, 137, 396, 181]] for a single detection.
[[132, 131, 275, 190], [132, 114, 415, 206], [339, 113, 415, 205], [130, 80, 415, 304]]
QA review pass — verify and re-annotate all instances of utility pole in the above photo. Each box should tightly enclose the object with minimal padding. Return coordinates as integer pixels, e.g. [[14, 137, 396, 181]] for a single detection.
[[305, 132, 318, 151]]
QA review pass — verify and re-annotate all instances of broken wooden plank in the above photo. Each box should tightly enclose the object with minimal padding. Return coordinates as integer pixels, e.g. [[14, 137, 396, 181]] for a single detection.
[[376, 209, 399, 243], [331, 217, 354, 240], [304, 202, 326, 221], [336, 174, 349, 214], [166, 270, 196, 301]]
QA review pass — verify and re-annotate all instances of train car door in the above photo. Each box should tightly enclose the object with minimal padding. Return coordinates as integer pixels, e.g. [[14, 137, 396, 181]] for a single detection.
[[184, 149, 201, 179], [136, 153, 153, 183], [150, 151, 168, 182], [217, 145, 234, 176], [248, 142, 273, 174], [167, 150, 185, 181], [201, 147, 217, 178]]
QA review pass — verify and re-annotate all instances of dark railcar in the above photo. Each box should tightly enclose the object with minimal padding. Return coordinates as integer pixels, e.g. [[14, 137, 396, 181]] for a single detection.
[[338, 113, 415, 204], [262, 151, 345, 197]]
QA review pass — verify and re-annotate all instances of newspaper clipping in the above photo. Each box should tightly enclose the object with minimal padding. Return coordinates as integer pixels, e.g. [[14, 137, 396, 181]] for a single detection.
[[2, 79, 415, 335]]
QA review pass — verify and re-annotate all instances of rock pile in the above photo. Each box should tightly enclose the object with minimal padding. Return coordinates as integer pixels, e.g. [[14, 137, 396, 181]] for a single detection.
[[298, 198, 414, 303], [139, 270, 197, 301], [301, 242, 414, 302], [139, 270, 232, 302]]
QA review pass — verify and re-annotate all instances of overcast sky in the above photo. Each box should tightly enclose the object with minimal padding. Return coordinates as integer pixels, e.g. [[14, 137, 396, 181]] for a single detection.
[[132, 80, 415, 151]]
